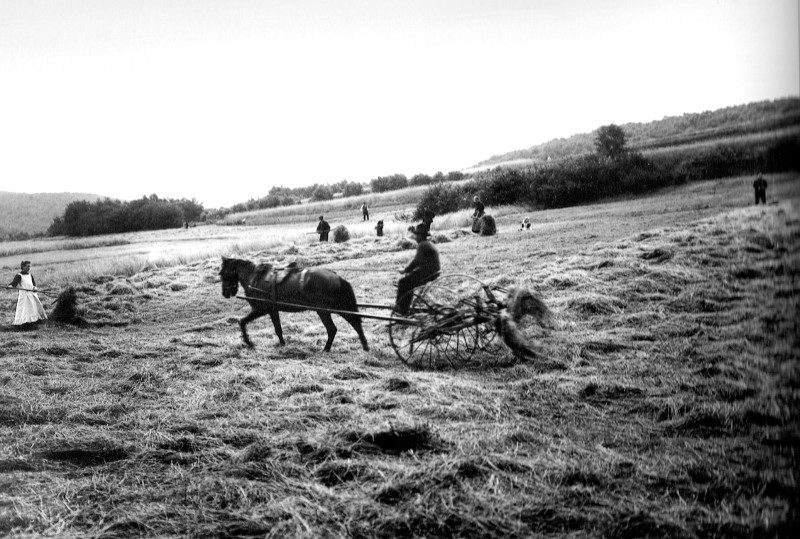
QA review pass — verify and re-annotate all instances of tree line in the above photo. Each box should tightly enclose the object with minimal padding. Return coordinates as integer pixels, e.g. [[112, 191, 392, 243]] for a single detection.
[[47, 195, 204, 237], [207, 171, 467, 219]]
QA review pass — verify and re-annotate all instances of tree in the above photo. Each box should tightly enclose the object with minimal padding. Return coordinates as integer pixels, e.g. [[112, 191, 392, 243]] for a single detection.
[[594, 124, 627, 160], [311, 185, 333, 201], [342, 181, 364, 197]]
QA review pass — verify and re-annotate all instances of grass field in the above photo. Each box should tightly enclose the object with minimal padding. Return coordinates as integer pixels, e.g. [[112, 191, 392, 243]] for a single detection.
[[0, 173, 798, 538]]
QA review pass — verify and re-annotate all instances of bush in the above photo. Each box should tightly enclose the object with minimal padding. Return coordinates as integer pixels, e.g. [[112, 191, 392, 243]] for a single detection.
[[332, 225, 350, 243], [342, 182, 364, 197], [370, 174, 408, 193], [414, 183, 464, 221], [311, 185, 334, 201]]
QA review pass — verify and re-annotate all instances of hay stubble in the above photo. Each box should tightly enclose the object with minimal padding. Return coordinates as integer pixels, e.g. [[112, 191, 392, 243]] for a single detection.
[[0, 174, 797, 537]]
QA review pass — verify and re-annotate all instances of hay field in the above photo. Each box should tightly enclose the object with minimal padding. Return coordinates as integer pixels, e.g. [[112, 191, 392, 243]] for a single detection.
[[0, 173, 798, 538]]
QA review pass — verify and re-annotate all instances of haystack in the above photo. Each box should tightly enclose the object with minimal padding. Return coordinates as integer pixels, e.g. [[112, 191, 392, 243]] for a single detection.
[[332, 225, 350, 243], [49, 286, 87, 326], [479, 215, 497, 236]]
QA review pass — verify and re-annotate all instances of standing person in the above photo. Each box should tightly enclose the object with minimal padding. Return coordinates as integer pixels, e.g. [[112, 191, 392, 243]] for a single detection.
[[316, 215, 331, 242], [375, 219, 384, 237], [472, 196, 485, 220], [420, 209, 435, 234], [753, 174, 767, 205], [471, 196, 485, 233], [7, 260, 47, 327], [361, 202, 370, 221], [395, 224, 441, 316]]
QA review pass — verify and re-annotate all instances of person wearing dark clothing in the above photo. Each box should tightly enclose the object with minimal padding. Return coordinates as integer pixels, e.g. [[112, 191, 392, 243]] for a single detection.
[[753, 175, 767, 205], [375, 220, 384, 237], [422, 210, 434, 233], [361, 203, 369, 221], [316, 215, 331, 241], [472, 196, 485, 220], [395, 224, 441, 316]]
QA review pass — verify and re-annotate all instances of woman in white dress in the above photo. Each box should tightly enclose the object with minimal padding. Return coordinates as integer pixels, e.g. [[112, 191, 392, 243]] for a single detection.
[[7, 260, 47, 326]]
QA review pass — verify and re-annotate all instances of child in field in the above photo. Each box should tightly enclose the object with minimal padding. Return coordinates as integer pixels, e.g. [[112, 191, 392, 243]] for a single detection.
[[7, 260, 47, 327]]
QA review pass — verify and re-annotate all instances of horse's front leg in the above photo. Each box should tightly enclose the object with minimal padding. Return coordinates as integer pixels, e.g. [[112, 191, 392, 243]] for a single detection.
[[239, 309, 264, 348], [269, 311, 286, 346]]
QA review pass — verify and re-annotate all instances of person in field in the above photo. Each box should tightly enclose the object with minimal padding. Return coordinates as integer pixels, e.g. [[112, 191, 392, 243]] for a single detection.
[[395, 224, 440, 316], [420, 209, 434, 234], [6, 260, 47, 327], [471, 196, 486, 233], [361, 202, 369, 221], [375, 219, 384, 237], [316, 215, 331, 241], [472, 196, 485, 220], [753, 174, 767, 205]]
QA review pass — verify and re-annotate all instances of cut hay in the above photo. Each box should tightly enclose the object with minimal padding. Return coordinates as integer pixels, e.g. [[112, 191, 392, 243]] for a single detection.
[[332, 225, 350, 243], [506, 287, 551, 324], [48, 286, 130, 328], [343, 424, 440, 454]]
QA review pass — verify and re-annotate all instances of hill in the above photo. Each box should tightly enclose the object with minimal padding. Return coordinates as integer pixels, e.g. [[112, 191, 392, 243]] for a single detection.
[[0, 191, 106, 239], [473, 97, 800, 169]]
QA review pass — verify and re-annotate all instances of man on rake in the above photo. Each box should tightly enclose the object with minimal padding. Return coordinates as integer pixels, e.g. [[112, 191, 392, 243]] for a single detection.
[[395, 224, 440, 316], [6, 260, 47, 328]]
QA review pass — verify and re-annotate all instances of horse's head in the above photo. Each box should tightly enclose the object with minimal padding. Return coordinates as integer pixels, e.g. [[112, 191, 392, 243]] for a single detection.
[[219, 257, 239, 298]]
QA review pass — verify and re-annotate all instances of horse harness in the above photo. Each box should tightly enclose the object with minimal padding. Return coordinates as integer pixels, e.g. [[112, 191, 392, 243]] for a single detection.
[[249, 262, 306, 306]]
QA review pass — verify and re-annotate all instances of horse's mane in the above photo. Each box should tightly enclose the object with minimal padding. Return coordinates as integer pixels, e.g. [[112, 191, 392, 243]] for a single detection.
[[222, 257, 256, 273]]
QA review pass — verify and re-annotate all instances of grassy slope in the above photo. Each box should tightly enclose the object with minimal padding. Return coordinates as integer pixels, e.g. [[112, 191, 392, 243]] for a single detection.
[[474, 97, 800, 168], [0, 174, 797, 537], [0, 192, 104, 237]]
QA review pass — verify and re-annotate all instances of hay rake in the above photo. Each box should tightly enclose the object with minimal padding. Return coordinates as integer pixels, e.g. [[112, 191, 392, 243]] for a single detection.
[[386, 274, 513, 369], [236, 272, 547, 370]]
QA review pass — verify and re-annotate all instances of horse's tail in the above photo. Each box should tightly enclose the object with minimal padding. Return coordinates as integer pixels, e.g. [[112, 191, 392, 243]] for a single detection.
[[336, 277, 369, 351], [336, 278, 356, 310]]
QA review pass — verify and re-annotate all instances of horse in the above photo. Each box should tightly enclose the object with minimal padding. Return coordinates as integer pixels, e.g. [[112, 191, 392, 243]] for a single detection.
[[219, 257, 369, 352]]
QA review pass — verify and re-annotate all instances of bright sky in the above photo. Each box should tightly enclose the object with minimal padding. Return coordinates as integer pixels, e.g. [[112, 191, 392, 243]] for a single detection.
[[1, 0, 797, 208]]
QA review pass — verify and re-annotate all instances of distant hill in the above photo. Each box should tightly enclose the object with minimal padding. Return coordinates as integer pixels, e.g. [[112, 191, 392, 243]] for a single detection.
[[472, 97, 800, 169], [0, 191, 106, 239]]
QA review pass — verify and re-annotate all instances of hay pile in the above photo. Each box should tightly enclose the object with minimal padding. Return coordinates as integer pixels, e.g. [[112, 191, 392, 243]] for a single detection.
[[49, 286, 87, 326], [479, 215, 497, 236], [332, 225, 350, 243]]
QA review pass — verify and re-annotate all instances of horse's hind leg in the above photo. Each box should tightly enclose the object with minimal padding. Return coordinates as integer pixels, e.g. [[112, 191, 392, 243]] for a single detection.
[[269, 311, 286, 346], [317, 311, 337, 352], [341, 313, 369, 351]]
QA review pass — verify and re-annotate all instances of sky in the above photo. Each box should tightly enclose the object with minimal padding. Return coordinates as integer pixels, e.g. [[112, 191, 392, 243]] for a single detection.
[[1, 0, 797, 209]]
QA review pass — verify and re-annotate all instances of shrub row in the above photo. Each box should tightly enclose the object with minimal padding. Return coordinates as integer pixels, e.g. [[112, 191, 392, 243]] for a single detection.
[[413, 134, 799, 220]]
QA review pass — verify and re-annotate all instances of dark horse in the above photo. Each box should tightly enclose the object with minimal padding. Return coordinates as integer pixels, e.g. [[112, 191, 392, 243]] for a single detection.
[[219, 257, 369, 352]]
